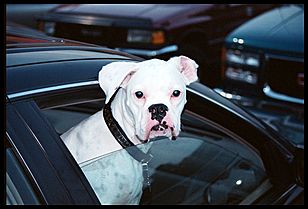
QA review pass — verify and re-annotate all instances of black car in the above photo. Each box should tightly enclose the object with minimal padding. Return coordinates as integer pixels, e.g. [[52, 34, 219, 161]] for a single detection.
[[215, 4, 304, 147], [6, 24, 303, 205], [35, 4, 277, 87]]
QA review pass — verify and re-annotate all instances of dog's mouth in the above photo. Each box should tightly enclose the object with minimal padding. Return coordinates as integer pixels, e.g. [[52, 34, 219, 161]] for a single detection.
[[150, 122, 168, 131], [143, 122, 177, 143]]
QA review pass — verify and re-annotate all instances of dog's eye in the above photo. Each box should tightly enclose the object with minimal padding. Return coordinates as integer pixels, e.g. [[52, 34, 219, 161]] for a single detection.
[[172, 90, 181, 97], [135, 91, 144, 99]]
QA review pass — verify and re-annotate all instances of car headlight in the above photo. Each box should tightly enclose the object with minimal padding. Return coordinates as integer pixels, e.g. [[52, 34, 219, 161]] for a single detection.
[[226, 49, 260, 67], [225, 67, 258, 84], [43, 22, 56, 35], [223, 49, 260, 84], [127, 29, 165, 44]]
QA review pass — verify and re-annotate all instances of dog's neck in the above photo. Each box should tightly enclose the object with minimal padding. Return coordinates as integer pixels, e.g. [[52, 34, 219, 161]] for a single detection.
[[110, 89, 138, 144], [109, 88, 152, 153]]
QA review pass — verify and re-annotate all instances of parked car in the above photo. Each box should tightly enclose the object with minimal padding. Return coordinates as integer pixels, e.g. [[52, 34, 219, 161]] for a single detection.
[[6, 21, 105, 49], [6, 23, 303, 205], [35, 4, 277, 87], [6, 4, 60, 29], [215, 4, 304, 146]]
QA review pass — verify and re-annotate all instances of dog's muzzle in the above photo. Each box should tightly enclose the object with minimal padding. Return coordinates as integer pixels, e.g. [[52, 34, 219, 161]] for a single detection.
[[148, 103, 168, 123]]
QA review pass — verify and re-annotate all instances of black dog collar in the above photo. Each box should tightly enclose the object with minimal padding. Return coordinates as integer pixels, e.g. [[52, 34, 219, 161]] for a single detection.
[[103, 88, 153, 163]]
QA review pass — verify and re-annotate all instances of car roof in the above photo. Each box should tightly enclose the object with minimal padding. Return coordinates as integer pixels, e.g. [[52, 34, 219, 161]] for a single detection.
[[6, 46, 141, 67], [6, 21, 143, 95], [6, 45, 143, 95], [6, 21, 104, 48], [38, 4, 211, 27]]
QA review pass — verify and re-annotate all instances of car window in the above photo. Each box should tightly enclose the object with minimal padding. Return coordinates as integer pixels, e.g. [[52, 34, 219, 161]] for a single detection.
[[38, 87, 272, 205], [140, 111, 268, 205]]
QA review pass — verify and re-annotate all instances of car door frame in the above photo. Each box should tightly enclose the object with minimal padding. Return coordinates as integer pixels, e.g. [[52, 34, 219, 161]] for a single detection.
[[6, 97, 101, 204]]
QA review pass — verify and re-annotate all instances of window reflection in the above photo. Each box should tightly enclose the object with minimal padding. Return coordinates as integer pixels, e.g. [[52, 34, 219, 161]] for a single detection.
[[79, 111, 269, 205]]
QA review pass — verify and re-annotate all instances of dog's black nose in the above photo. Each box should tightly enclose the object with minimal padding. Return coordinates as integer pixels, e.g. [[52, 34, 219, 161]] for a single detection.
[[148, 103, 168, 123]]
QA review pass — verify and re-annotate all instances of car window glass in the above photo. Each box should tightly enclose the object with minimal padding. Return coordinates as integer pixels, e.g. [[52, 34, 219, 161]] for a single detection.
[[75, 111, 270, 205], [42, 99, 104, 135], [6, 146, 41, 205], [39, 93, 272, 205]]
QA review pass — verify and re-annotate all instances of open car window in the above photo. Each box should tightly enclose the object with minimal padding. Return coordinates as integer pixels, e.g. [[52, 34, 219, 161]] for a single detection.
[[38, 86, 272, 205]]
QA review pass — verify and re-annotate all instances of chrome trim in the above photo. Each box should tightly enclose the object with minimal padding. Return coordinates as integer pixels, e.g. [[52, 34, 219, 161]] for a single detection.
[[263, 85, 304, 105], [188, 87, 249, 123], [6, 132, 47, 203], [188, 86, 266, 163], [7, 80, 99, 99], [264, 53, 304, 63], [239, 179, 272, 205], [116, 45, 178, 57], [215, 86, 304, 105], [213, 88, 243, 100]]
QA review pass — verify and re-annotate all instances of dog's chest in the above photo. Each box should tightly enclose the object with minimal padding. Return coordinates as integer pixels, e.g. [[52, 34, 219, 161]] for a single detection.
[[80, 150, 144, 204]]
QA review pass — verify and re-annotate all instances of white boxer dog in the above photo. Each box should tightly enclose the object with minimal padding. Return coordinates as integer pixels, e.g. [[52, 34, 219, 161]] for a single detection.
[[61, 56, 198, 204]]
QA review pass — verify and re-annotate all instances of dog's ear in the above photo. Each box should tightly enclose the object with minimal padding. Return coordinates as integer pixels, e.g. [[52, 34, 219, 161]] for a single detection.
[[99, 62, 138, 103], [168, 56, 199, 85]]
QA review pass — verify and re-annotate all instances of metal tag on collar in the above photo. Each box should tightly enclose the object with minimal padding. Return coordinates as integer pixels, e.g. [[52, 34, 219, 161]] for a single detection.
[[141, 154, 153, 192]]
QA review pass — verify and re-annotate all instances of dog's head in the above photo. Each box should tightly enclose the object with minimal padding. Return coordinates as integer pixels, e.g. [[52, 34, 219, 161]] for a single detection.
[[99, 56, 198, 142]]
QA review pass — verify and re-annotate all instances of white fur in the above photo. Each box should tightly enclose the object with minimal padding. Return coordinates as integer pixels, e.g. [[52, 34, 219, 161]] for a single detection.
[[61, 56, 198, 204]]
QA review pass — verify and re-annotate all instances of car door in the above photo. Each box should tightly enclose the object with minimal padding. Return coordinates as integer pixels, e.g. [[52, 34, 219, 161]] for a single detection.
[[7, 80, 301, 204], [6, 98, 100, 204], [22, 81, 295, 205]]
